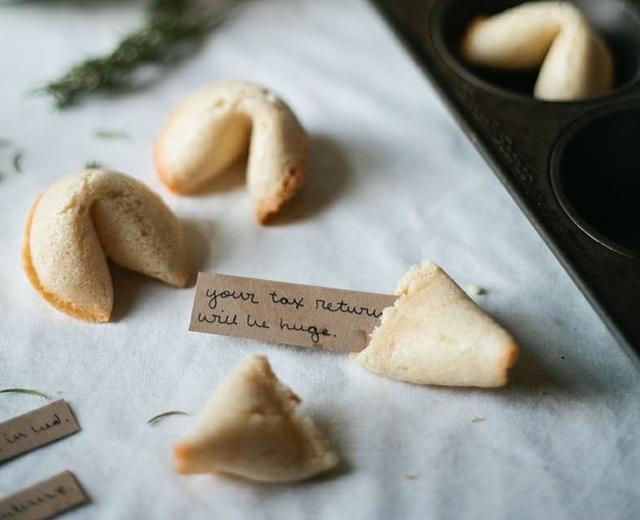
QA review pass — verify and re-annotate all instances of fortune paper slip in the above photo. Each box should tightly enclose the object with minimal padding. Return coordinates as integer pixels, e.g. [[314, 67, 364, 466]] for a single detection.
[[0, 471, 88, 520], [0, 400, 80, 463], [190, 273, 397, 352]]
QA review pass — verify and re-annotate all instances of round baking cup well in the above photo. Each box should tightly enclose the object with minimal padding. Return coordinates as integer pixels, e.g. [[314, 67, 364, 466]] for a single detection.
[[550, 105, 640, 259]]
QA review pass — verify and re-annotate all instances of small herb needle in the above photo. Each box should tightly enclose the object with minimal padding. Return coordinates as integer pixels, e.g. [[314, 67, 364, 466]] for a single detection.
[[0, 388, 49, 399], [147, 410, 190, 425]]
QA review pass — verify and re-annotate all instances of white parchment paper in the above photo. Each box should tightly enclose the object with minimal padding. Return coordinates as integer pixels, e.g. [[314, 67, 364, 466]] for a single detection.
[[1, 1, 638, 518]]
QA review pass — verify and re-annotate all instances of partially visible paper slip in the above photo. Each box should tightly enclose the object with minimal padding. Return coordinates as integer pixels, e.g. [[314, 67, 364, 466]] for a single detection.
[[0, 400, 80, 464], [0, 471, 88, 520], [190, 273, 397, 352]]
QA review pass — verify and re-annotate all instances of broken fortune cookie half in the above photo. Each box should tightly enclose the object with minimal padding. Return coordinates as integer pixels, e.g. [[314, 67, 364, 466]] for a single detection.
[[23, 168, 189, 322], [155, 81, 309, 224], [173, 355, 339, 483], [353, 261, 519, 388], [461, 1, 614, 101]]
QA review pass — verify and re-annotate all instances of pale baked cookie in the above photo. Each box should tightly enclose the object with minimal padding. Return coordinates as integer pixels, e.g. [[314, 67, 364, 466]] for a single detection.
[[461, 2, 614, 100], [155, 81, 309, 224], [352, 261, 519, 388], [174, 355, 338, 482], [23, 168, 189, 322]]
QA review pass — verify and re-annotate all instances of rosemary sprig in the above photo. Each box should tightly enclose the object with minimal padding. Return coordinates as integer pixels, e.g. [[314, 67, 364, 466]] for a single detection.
[[12, 151, 23, 173], [41, 0, 236, 108], [0, 388, 49, 400], [94, 129, 131, 140], [147, 410, 189, 425]]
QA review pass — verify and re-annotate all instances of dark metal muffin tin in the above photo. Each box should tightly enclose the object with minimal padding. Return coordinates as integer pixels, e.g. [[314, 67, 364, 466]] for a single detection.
[[369, 0, 640, 367]]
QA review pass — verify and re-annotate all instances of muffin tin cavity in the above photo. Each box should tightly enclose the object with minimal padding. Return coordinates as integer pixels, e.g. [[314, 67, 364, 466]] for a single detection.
[[432, 0, 640, 100], [551, 106, 640, 257]]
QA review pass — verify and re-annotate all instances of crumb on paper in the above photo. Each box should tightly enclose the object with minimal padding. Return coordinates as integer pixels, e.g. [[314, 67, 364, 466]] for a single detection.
[[405, 474, 417, 480], [466, 284, 486, 297], [472, 416, 485, 423]]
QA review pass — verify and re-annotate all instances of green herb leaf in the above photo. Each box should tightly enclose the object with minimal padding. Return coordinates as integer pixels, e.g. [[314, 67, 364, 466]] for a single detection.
[[147, 410, 189, 425], [85, 160, 103, 169], [94, 129, 131, 140], [12, 151, 23, 173], [0, 138, 12, 149], [0, 388, 49, 400], [41, 0, 238, 109]]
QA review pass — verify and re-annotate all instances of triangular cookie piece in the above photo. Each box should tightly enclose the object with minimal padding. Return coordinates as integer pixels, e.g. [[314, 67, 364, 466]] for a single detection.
[[174, 355, 338, 482], [353, 261, 519, 388]]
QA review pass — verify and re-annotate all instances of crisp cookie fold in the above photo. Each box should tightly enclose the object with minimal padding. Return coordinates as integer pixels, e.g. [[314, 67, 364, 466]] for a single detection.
[[173, 355, 338, 483], [461, 2, 613, 100], [155, 81, 309, 224], [23, 168, 189, 322], [352, 261, 519, 388]]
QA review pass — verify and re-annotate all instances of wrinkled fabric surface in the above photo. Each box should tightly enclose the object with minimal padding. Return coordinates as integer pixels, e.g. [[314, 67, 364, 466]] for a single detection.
[[0, 1, 638, 519]]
